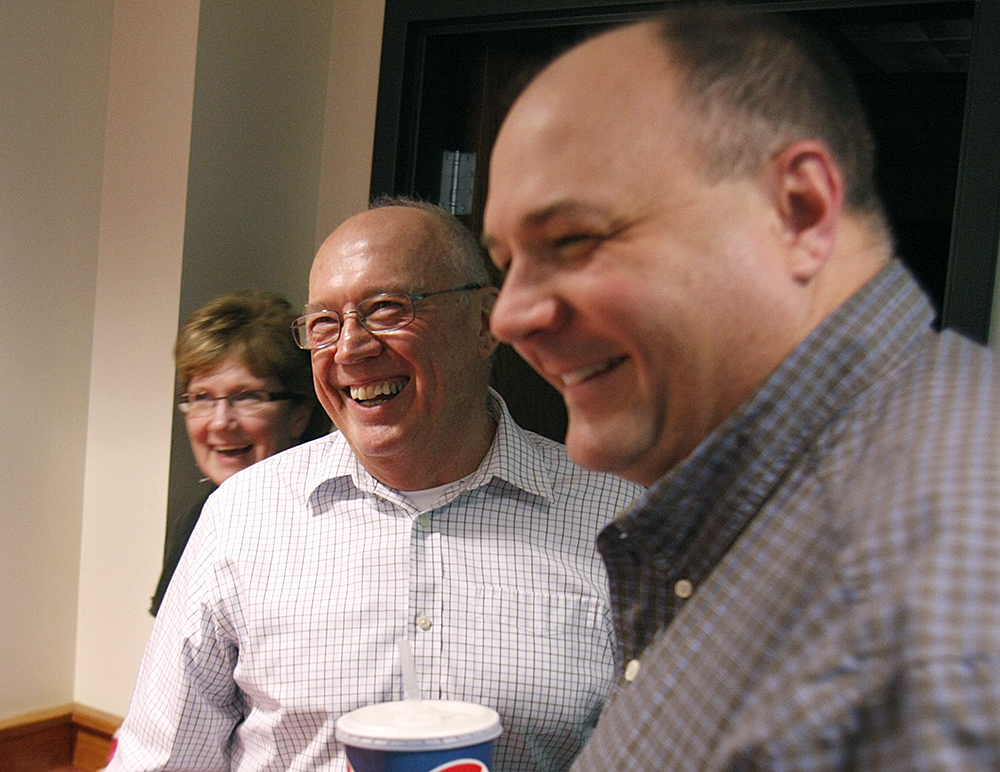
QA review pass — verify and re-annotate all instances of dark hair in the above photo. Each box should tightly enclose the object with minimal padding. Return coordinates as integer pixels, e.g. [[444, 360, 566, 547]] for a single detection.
[[368, 196, 493, 287], [175, 291, 330, 440], [653, 3, 885, 223]]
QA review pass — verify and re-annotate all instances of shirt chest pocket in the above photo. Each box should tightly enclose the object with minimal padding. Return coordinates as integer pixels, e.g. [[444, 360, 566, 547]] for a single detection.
[[469, 587, 616, 730], [475, 586, 610, 636]]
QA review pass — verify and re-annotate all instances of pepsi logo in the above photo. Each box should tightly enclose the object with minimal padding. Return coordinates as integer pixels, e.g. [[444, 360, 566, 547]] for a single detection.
[[346, 756, 488, 772], [428, 760, 488, 772]]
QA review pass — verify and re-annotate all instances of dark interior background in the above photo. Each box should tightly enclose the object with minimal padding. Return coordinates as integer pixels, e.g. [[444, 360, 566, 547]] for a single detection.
[[371, 0, 1000, 442]]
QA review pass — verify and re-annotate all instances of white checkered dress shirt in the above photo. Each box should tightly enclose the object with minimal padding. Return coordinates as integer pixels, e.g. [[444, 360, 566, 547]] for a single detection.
[[109, 391, 642, 772]]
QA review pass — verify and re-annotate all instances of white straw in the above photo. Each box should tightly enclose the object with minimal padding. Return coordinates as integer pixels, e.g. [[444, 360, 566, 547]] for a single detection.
[[397, 638, 421, 701]]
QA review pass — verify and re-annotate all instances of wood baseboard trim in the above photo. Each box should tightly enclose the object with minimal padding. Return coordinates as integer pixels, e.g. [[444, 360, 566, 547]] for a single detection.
[[70, 704, 122, 771], [0, 703, 123, 772]]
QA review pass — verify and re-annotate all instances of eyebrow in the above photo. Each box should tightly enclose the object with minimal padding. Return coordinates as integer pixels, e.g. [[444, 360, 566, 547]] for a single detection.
[[482, 199, 585, 251], [483, 198, 620, 254], [304, 287, 407, 313]]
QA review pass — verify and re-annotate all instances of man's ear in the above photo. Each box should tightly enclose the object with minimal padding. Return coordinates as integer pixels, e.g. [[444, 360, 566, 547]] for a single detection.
[[478, 287, 501, 359], [771, 140, 843, 283]]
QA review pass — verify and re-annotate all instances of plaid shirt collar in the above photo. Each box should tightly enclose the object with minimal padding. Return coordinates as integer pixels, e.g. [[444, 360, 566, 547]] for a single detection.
[[606, 259, 935, 591]]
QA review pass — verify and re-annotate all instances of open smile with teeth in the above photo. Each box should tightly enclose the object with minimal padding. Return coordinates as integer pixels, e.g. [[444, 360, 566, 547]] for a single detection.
[[349, 378, 408, 404], [560, 356, 628, 387], [214, 445, 252, 457]]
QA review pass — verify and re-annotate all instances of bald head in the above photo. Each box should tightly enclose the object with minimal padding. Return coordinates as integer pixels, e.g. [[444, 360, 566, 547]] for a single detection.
[[497, 7, 885, 218], [312, 206, 444, 297], [502, 22, 670, 145], [313, 202, 491, 299]]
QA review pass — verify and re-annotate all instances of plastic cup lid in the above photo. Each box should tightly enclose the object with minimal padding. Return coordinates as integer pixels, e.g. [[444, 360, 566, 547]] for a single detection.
[[335, 700, 503, 751]]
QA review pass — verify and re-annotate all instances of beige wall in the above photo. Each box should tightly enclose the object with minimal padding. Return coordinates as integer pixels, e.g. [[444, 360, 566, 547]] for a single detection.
[[74, 0, 201, 713], [0, 0, 114, 717], [1, 0, 385, 720]]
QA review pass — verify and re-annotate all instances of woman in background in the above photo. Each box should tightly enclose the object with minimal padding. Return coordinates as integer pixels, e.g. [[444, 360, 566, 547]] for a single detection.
[[150, 291, 330, 615]]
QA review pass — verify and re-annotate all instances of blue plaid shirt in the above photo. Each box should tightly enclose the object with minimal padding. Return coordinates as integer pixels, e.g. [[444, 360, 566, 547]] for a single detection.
[[577, 261, 1000, 771]]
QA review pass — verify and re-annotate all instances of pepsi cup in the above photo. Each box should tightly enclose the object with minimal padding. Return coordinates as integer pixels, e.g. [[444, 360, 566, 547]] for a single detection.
[[336, 699, 503, 772]]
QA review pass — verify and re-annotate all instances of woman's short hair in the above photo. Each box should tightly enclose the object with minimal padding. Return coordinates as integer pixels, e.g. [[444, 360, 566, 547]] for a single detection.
[[175, 291, 330, 440]]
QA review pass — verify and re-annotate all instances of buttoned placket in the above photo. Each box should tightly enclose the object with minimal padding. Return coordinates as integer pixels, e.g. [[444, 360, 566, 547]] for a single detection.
[[409, 507, 444, 698], [601, 523, 700, 691]]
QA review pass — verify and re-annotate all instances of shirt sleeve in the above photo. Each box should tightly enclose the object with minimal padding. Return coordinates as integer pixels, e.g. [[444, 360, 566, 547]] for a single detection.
[[107, 496, 245, 772]]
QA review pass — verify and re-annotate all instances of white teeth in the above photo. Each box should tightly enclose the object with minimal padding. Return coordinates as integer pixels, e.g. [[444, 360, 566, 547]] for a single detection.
[[560, 357, 625, 387], [561, 362, 610, 386], [350, 380, 404, 402], [215, 446, 250, 455]]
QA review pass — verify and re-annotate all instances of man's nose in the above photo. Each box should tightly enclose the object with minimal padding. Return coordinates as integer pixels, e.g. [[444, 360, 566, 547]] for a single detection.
[[490, 266, 566, 343], [334, 314, 381, 362]]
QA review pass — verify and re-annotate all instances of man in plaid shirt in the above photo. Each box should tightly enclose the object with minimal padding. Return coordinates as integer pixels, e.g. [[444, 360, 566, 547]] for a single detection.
[[484, 5, 1000, 770]]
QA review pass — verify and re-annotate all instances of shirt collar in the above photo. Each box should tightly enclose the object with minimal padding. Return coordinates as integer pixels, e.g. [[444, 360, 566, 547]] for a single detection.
[[467, 388, 555, 502], [304, 388, 554, 505]]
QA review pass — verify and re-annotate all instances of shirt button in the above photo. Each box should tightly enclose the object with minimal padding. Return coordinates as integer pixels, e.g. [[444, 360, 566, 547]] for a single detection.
[[624, 659, 641, 682], [415, 614, 433, 631], [417, 514, 431, 527], [674, 579, 694, 599]]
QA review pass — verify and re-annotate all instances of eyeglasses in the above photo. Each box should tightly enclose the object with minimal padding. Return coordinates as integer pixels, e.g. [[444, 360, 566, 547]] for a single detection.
[[178, 390, 299, 417], [292, 282, 485, 351]]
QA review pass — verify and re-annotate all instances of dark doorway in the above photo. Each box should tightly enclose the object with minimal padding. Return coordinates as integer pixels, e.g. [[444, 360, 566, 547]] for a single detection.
[[372, 0, 999, 441]]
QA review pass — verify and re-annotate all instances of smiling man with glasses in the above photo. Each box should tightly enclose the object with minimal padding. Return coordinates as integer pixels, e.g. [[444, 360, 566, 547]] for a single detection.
[[108, 197, 643, 772], [292, 282, 485, 351]]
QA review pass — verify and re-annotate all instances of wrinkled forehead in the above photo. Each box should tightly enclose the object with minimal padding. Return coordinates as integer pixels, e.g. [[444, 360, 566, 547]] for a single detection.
[[185, 351, 276, 391], [309, 209, 448, 302]]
